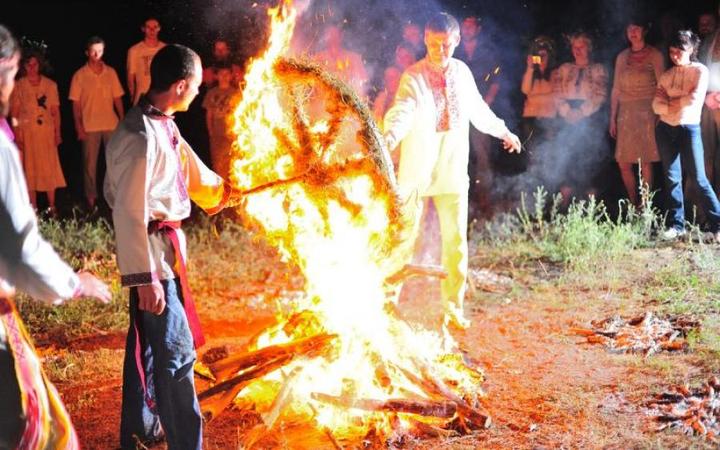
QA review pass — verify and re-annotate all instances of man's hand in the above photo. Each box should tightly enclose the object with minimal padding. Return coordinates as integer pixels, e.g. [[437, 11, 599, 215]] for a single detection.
[[137, 281, 166, 315], [76, 128, 88, 142], [501, 132, 522, 153], [76, 272, 111, 303], [609, 119, 617, 139]]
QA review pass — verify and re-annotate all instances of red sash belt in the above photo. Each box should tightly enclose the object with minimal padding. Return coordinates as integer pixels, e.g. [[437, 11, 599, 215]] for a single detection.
[[148, 220, 205, 348]]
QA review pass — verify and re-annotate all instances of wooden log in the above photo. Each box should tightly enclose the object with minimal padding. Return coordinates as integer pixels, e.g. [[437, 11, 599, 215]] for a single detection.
[[199, 352, 295, 402], [311, 392, 457, 418], [200, 334, 336, 421], [210, 333, 336, 381], [200, 354, 293, 421], [399, 361, 491, 429], [385, 264, 448, 285]]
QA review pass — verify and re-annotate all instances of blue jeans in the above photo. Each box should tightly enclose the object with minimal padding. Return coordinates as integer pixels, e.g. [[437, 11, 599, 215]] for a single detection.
[[656, 121, 720, 231], [120, 279, 202, 450]]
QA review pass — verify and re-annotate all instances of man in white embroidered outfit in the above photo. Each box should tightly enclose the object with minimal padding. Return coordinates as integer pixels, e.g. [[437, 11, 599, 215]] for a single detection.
[[105, 44, 241, 450], [0, 24, 111, 449], [127, 17, 166, 106], [383, 12, 521, 330]]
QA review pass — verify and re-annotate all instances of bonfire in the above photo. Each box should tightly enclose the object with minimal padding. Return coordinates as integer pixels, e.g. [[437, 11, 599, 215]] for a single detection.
[[196, 1, 489, 446]]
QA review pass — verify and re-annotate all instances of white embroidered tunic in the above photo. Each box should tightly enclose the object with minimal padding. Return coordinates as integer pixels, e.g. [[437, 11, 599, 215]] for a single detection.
[[0, 132, 79, 304], [104, 102, 230, 287], [383, 58, 509, 198]]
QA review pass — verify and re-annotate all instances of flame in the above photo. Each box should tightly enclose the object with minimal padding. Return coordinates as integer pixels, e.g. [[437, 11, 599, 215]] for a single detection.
[[226, 0, 484, 441]]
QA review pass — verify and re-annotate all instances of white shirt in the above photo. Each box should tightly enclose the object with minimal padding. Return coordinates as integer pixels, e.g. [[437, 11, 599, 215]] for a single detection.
[[127, 40, 166, 105], [383, 58, 509, 197], [0, 132, 78, 304], [104, 104, 229, 287], [68, 63, 124, 132], [652, 62, 708, 126]]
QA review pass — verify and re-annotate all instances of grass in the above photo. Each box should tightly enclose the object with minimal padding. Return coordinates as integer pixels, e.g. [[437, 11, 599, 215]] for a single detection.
[[17, 192, 720, 448], [16, 213, 127, 339]]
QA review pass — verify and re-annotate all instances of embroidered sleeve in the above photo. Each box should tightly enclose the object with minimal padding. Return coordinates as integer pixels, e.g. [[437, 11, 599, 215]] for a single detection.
[[383, 72, 419, 150], [180, 136, 226, 213], [0, 139, 79, 303]]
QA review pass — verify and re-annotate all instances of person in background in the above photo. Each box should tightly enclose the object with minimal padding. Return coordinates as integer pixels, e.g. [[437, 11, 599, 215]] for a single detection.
[[383, 12, 521, 330], [394, 42, 417, 72], [69, 36, 124, 210], [455, 15, 502, 219], [10, 49, 66, 215], [609, 18, 664, 207], [104, 44, 242, 450], [313, 24, 369, 98], [202, 38, 242, 88], [553, 32, 608, 204], [372, 65, 402, 126], [700, 4, 720, 197], [699, 11, 718, 42], [127, 17, 165, 106], [0, 24, 111, 449], [401, 22, 424, 60], [653, 30, 720, 241], [202, 64, 239, 178], [520, 36, 558, 169]]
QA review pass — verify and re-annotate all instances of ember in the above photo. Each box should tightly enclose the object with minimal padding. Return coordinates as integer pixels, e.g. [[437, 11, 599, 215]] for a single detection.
[[571, 312, 700, 356], [646, 377, 720, 442], [196, 0, 489, 445]]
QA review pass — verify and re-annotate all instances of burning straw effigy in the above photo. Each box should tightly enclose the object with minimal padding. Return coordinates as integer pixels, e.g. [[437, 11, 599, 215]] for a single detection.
[[194, 1, 491, 447]]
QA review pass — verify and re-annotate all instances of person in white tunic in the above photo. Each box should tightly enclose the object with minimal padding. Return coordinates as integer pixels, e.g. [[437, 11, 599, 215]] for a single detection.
[[0, 25, 110, 448], [104, 44, 241, 450], [383, 12, 521, 330]]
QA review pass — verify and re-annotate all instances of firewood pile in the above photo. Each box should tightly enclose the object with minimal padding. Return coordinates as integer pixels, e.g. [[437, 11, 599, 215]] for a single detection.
[[571, 312, 700, 356], [467, 268, 513, 294], [646, 377, 720, 442], [195, 318, 491, 447]]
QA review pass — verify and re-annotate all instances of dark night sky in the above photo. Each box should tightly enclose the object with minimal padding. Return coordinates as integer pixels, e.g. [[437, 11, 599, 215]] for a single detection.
[[2, 0, 718, 206]]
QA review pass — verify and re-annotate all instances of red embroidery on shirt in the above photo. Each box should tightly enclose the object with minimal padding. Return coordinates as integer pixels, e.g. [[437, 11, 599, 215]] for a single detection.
[[427, 63, 460, 132]]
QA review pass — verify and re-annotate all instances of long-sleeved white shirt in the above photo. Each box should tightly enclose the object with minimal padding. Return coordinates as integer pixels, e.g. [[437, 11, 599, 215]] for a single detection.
[[652, 62, 708, 126], [383, 58, 509, 197], [104, 104, 230, 287], [0, 131, 79, 304]]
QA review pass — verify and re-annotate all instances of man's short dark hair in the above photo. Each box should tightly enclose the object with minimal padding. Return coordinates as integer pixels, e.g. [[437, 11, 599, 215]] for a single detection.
[[149, 44, 199, 92], [0, 24, 20, 64], [425, 12, 460, 35], [86, 36, 105, 50]]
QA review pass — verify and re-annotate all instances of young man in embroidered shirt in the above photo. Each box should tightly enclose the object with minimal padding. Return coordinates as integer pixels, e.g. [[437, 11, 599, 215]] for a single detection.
[[105, 43, 241, 450]]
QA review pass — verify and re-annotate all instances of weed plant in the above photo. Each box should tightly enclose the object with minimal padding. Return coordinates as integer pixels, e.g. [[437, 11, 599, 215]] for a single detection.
[[479, 186, 660, 274]]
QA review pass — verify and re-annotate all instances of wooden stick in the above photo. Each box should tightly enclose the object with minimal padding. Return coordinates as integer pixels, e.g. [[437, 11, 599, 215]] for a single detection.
[[385, 264, 448, 285], [210, 333, 336, 381], [199, 353, 294, 402], [311, 392, 457, 418]]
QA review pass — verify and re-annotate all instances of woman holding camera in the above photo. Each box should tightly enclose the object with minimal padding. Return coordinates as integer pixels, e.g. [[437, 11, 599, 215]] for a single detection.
[[609, 17, 664, 207]]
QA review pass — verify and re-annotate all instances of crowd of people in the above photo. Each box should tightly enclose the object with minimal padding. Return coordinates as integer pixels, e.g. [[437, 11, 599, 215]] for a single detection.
[[4, 4, 720, 450]]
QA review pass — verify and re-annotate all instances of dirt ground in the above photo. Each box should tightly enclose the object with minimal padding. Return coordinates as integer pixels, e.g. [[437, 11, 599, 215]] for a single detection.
[[46, 238, 720, 450]]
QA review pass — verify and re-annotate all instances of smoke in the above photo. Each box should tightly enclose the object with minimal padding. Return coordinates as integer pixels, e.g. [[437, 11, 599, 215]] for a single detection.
[[195, 0, 711, 217]]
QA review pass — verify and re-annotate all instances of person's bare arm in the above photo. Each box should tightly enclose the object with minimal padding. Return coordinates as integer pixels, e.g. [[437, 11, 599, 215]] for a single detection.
[[114, 97, 125, 121], [72, 101, 87, 141]]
